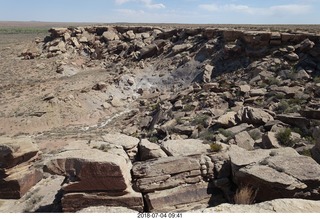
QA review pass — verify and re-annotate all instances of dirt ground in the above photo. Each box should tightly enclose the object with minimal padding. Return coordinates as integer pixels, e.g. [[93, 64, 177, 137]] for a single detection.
[[1, 21, 320, 151]]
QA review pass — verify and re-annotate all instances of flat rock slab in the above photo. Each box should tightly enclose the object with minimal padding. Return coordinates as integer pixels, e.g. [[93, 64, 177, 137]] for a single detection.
[[0, 164, 43, 199], [102, 133, 139, 150], [62, 190, 143, 212], [145, 182, 212, 212], [132, 156, 200, 178], [138, 139, 167, 161], [161, 139, 210, 157], [196, 199, 320, 213], [45, 148, 132, 192], [0, 137, 39, 169]]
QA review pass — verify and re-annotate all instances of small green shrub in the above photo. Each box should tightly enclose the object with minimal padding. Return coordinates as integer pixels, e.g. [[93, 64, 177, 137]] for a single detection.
[[149, 136, 159, 143], [299, 149, 312, 157], [249, 129, 262, 141], [210, 142, 222, 152], [99, 144, 111, 152], [199, 130, 215, 143], [218, 128, 234, 138], [314, 76, 320, 83], [267, 77, 281, 86], [276, 128, 294, 147], [183, 104, 195, 112], [191, 114, 210, 126]]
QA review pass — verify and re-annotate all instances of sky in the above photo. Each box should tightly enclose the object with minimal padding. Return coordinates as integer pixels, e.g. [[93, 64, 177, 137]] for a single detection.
[[0, 0, 319, 24]]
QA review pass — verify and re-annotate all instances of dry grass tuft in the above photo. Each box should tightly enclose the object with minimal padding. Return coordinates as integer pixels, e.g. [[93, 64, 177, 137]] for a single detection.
[[233, 185, 257, 205]]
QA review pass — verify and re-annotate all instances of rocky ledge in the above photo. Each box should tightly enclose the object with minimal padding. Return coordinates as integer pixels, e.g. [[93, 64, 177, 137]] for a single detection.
[[1, 25, 320, 212]]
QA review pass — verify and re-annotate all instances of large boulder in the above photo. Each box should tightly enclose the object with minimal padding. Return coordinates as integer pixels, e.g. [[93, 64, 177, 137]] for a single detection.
[[45, 148, 132, 192], [0, 137, 40, 169], [229, 145, 320, 201], [234, 131, 254, 150], [144, 182, 212, 212], [161, 139, 210, 157], [0, 164, 43, 199], [237, 106, 274, 125], [62, 190, 143, 212], [138, 139, 167, 161], [132, 156, 201, 193]]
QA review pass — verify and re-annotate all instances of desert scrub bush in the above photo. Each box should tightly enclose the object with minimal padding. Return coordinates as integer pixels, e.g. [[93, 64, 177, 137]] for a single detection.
[[299, 149, 312, 157], [249, 129, 262, 140], [267, 77, 281, 86], [314, 76, 320, 83], [182, 104, 195, 112], [191, 114, 210, 126], [218, 128, 234, 138], [98, 144, 111, 152], [276, 128, 294, 147], [199, 130, 215, 143], [276, 99, 302, 114], [234, 185, 257, 205], [210, 142, 222, 152]]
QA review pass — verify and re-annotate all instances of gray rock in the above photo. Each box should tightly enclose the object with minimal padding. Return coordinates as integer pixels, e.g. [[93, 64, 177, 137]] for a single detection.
[[102, 30, 119, 41], [161, 139, 210, 157], [234, 131, 255, 150], [195, 199, 320, 213], [144, 182, 211, 212], [172, 43, 192, 54], [132, 156, 200, 179], [202, 64, 213, 83], [238, 106, 274, 125], [45, 148, 132, 193], [62, 190, 143, 212], [102, 133, 139, 150], [285, 52, 299, 61], [138, 139, 167, 161], [262, 132, 282, 149], [77, 206, 138, 213], [229, 145, 320, 201], [226, 123, 253, 135], [216, 111, 238, 128], [0, 137, 39, 169]]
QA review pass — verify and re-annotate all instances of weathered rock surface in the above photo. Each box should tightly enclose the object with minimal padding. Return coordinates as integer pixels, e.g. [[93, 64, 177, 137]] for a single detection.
[[138, 139, 167, 161], [0, 137, 42, 199], [45, 148, 132, 192], [144, 182, 212, 212], [161, 139, 210, 157], [234, 131, 254, 150], [0, 137, 39, 169], [195, 199, 320, 213], [62, 190, 143, 212], [238, 106, 274, 125], [229, 145, 320, 201], [0, 164, 43, 199], [77, 206, 138, 213]]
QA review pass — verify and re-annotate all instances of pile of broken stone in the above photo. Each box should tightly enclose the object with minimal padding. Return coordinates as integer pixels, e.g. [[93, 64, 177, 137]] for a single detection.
[[8, 25, 320, 212]]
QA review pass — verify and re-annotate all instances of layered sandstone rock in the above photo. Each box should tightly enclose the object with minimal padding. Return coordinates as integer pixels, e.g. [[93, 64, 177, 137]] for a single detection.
[[0, 137, 42, 199]]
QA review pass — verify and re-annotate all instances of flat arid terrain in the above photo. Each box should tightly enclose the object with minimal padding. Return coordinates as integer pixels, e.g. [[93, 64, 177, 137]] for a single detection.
[[1, 21, 320, 213]]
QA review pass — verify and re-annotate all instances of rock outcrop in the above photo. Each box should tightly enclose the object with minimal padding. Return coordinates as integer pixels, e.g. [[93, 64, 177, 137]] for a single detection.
[[44, 139, 143, 212], [0, 137, 42, 199], [229, 145, 320, 202]]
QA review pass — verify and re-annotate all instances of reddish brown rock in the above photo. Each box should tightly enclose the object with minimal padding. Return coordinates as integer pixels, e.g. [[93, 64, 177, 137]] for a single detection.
[[62, 190, 143, 212], [0, 137, 40, 169], [144, 182, 212, 212], [0, 164, 43, 199], [45, 148, 132, 192]]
